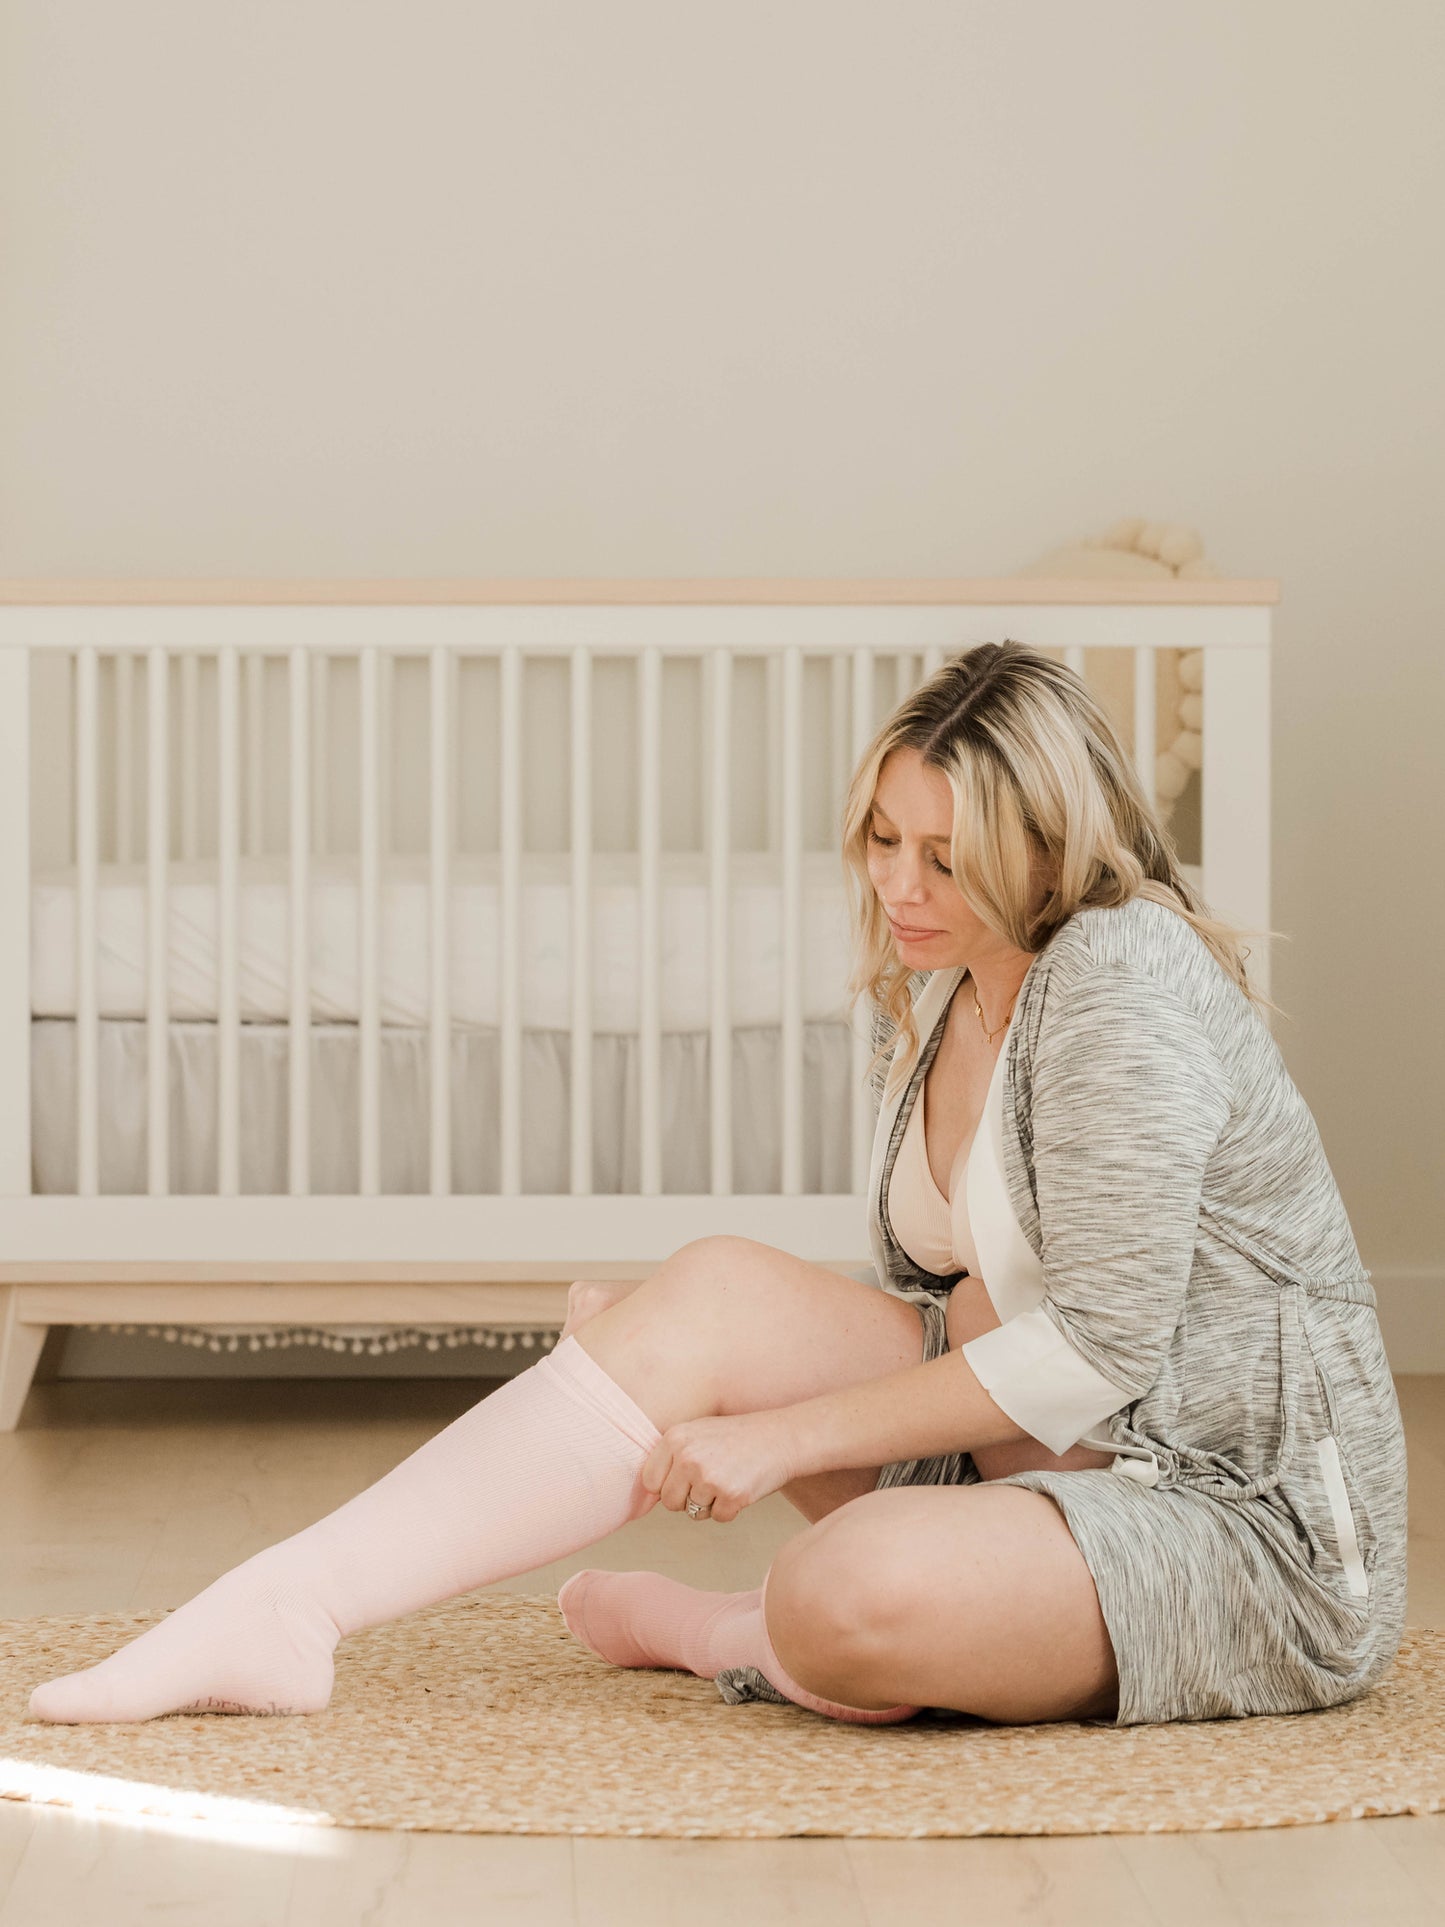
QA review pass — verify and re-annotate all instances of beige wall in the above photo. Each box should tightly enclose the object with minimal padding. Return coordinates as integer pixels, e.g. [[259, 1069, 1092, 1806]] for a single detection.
[[2, 3, 1441, 1365]]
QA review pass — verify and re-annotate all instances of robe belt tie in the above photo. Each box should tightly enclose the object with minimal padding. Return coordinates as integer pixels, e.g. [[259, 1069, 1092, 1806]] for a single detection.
[[1079, 1272, 1373, 1501]]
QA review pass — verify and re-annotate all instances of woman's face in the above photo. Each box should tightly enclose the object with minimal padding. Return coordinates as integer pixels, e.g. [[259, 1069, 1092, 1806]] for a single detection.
[[864, 747, 1008, 969]]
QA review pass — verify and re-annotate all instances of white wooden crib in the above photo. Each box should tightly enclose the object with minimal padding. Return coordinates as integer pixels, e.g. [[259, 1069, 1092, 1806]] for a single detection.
[[0, 578, 1275, 1426]]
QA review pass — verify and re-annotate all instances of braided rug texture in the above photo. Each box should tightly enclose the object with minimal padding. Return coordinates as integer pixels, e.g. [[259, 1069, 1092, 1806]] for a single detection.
[[2, 1597, 1442, 1839]]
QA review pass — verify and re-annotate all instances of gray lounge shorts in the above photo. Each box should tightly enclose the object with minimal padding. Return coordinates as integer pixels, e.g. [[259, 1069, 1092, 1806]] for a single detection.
[[870, 1290, 1406, 1728]]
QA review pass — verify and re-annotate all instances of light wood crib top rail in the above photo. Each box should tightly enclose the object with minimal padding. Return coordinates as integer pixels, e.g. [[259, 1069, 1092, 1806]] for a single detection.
[[0, 577, 1279, 606]]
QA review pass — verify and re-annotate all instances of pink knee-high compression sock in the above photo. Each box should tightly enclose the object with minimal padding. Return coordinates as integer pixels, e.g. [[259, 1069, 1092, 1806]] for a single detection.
[[558, 1564, 919, 1725], [27, 1336, 662, 1725]]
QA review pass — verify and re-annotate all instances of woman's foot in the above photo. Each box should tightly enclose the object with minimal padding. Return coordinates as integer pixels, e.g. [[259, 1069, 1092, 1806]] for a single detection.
[[27, 1338, 665, 1725], [558, 1569, 762, 1676], [27, 1548, 340, 1724], [558, 1567, 920, 1724]]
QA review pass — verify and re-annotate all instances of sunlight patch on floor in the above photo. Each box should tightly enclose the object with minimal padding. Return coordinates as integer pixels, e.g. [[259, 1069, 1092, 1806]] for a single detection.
[[1, 1758, 341, 1850]]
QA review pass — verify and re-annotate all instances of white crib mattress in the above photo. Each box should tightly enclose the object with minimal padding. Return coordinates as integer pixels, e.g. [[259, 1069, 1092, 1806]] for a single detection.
[[32, 853, 857, 1033]]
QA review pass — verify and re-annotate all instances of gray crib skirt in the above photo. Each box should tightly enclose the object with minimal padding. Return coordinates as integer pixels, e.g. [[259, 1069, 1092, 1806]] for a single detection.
[[31, 1017, 861, 1197]]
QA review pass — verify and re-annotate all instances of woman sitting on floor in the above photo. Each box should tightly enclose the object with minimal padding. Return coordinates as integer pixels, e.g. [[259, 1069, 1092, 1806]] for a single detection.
[[27, 640, 1407, 1731]]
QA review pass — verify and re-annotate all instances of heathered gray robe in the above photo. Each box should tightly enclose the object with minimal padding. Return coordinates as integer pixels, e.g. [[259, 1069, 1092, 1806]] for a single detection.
[[862, 896, 1408, 1725]]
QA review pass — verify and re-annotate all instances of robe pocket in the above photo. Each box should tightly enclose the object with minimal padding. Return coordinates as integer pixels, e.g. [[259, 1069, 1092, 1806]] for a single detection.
[[1305, 1325, 1380, 1602], [1314, 1432, 1372, 1602]]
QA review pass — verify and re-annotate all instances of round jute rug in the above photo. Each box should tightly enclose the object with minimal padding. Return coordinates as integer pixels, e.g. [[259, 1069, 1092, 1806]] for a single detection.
[[2, 1597, 1442, 1839]]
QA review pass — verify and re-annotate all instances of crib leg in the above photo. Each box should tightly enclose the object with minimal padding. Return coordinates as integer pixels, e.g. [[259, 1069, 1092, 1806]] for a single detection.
[[0, 1289, 47, 1431]]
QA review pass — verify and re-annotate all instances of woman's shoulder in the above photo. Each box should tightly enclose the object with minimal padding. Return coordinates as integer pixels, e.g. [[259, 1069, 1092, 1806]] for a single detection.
[[1003, 907, 1231, 1128], [1029, 897, 1238, 1016], [1066, 894, 1202, 968]]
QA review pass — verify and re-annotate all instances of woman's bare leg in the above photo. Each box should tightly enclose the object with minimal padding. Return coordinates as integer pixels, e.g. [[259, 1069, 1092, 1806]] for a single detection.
[[731, 1275, 1116, 1720], [572, 1235, 929, 1445], [563, 1249, 1118, 1723], [553, 1236, 924, 1713], [764, 1483, 1120, 1722], [561, 1264, 907, 1520], [564, 1260, 1110, 1519]]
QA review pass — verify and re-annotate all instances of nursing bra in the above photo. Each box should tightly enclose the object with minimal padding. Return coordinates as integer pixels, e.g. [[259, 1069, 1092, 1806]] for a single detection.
[[867, 966, 1046, 1325]]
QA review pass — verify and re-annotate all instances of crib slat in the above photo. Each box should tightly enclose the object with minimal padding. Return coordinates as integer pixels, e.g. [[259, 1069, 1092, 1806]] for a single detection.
[[75, 649, 100, 1196], [114, 651, 135, 865], [359, 648, 381, 1196], [0, 648, 29, 1205], [829, 652, 849, 833], [1065, 643, 1086, 678], [429, 644, 451, 1197], [1133, 644, 1157, 805], [288, 645, 311, 1196], [180, 653, 201, 861], [780, 644, 804, 1195], [638, 646, 662, 1195], [216, 647, 241, 1195], [499, 647, 523, 1195], [850, 646, 876, 1196], [570, 644, 592, 1195], [379, 651, 394, 860], [923, 644, 945, 679], [708, 649, 732, 1195], [245, 652, 265, 857], [764, 650, 782, 853], [146, 645, 169, 1196], [311, 652, 329, 859]]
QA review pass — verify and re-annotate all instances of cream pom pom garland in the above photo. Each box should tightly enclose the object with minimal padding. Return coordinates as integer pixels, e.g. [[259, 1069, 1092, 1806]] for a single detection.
[[80, 1322, 560, 1357]]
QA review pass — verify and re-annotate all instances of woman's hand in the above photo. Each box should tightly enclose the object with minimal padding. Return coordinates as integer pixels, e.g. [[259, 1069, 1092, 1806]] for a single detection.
[[642, 1410, 801, 1524]]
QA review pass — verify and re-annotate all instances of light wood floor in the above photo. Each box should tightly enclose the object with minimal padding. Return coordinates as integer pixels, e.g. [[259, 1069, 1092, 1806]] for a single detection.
[[2, 1373, 1443, 1927]]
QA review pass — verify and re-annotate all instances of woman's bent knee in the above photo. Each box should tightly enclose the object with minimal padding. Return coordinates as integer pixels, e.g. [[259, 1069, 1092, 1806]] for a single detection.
[[608, 1238, 763, 1340], [655, 1236, 778, 1311], [567, 1265, 730, 1430], [763, 1529, 881, 1698]]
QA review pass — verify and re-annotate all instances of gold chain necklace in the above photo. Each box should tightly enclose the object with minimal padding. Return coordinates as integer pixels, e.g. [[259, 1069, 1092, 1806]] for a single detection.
[[972, 983, 1019, 1044]]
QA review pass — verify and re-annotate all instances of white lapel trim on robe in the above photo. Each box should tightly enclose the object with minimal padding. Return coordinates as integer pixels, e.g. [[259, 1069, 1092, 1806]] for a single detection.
[[866, 965, 1045, 1322], [865, 968, 960, 1297], [864, 964, 1137, 1462], [964, 1002, 1047, 1323]]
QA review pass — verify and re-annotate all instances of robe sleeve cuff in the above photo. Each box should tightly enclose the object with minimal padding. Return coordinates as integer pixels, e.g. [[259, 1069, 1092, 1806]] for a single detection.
[[960, 1305, 1131, 1456]]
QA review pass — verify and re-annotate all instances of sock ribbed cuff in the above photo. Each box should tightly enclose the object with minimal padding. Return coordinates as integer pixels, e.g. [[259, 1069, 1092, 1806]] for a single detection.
[[539, 1336, 663, 1455]]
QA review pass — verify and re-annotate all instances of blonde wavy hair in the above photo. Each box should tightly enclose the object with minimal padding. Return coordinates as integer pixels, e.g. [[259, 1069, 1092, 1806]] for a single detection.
[[842, 640, 1283, 1090]]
